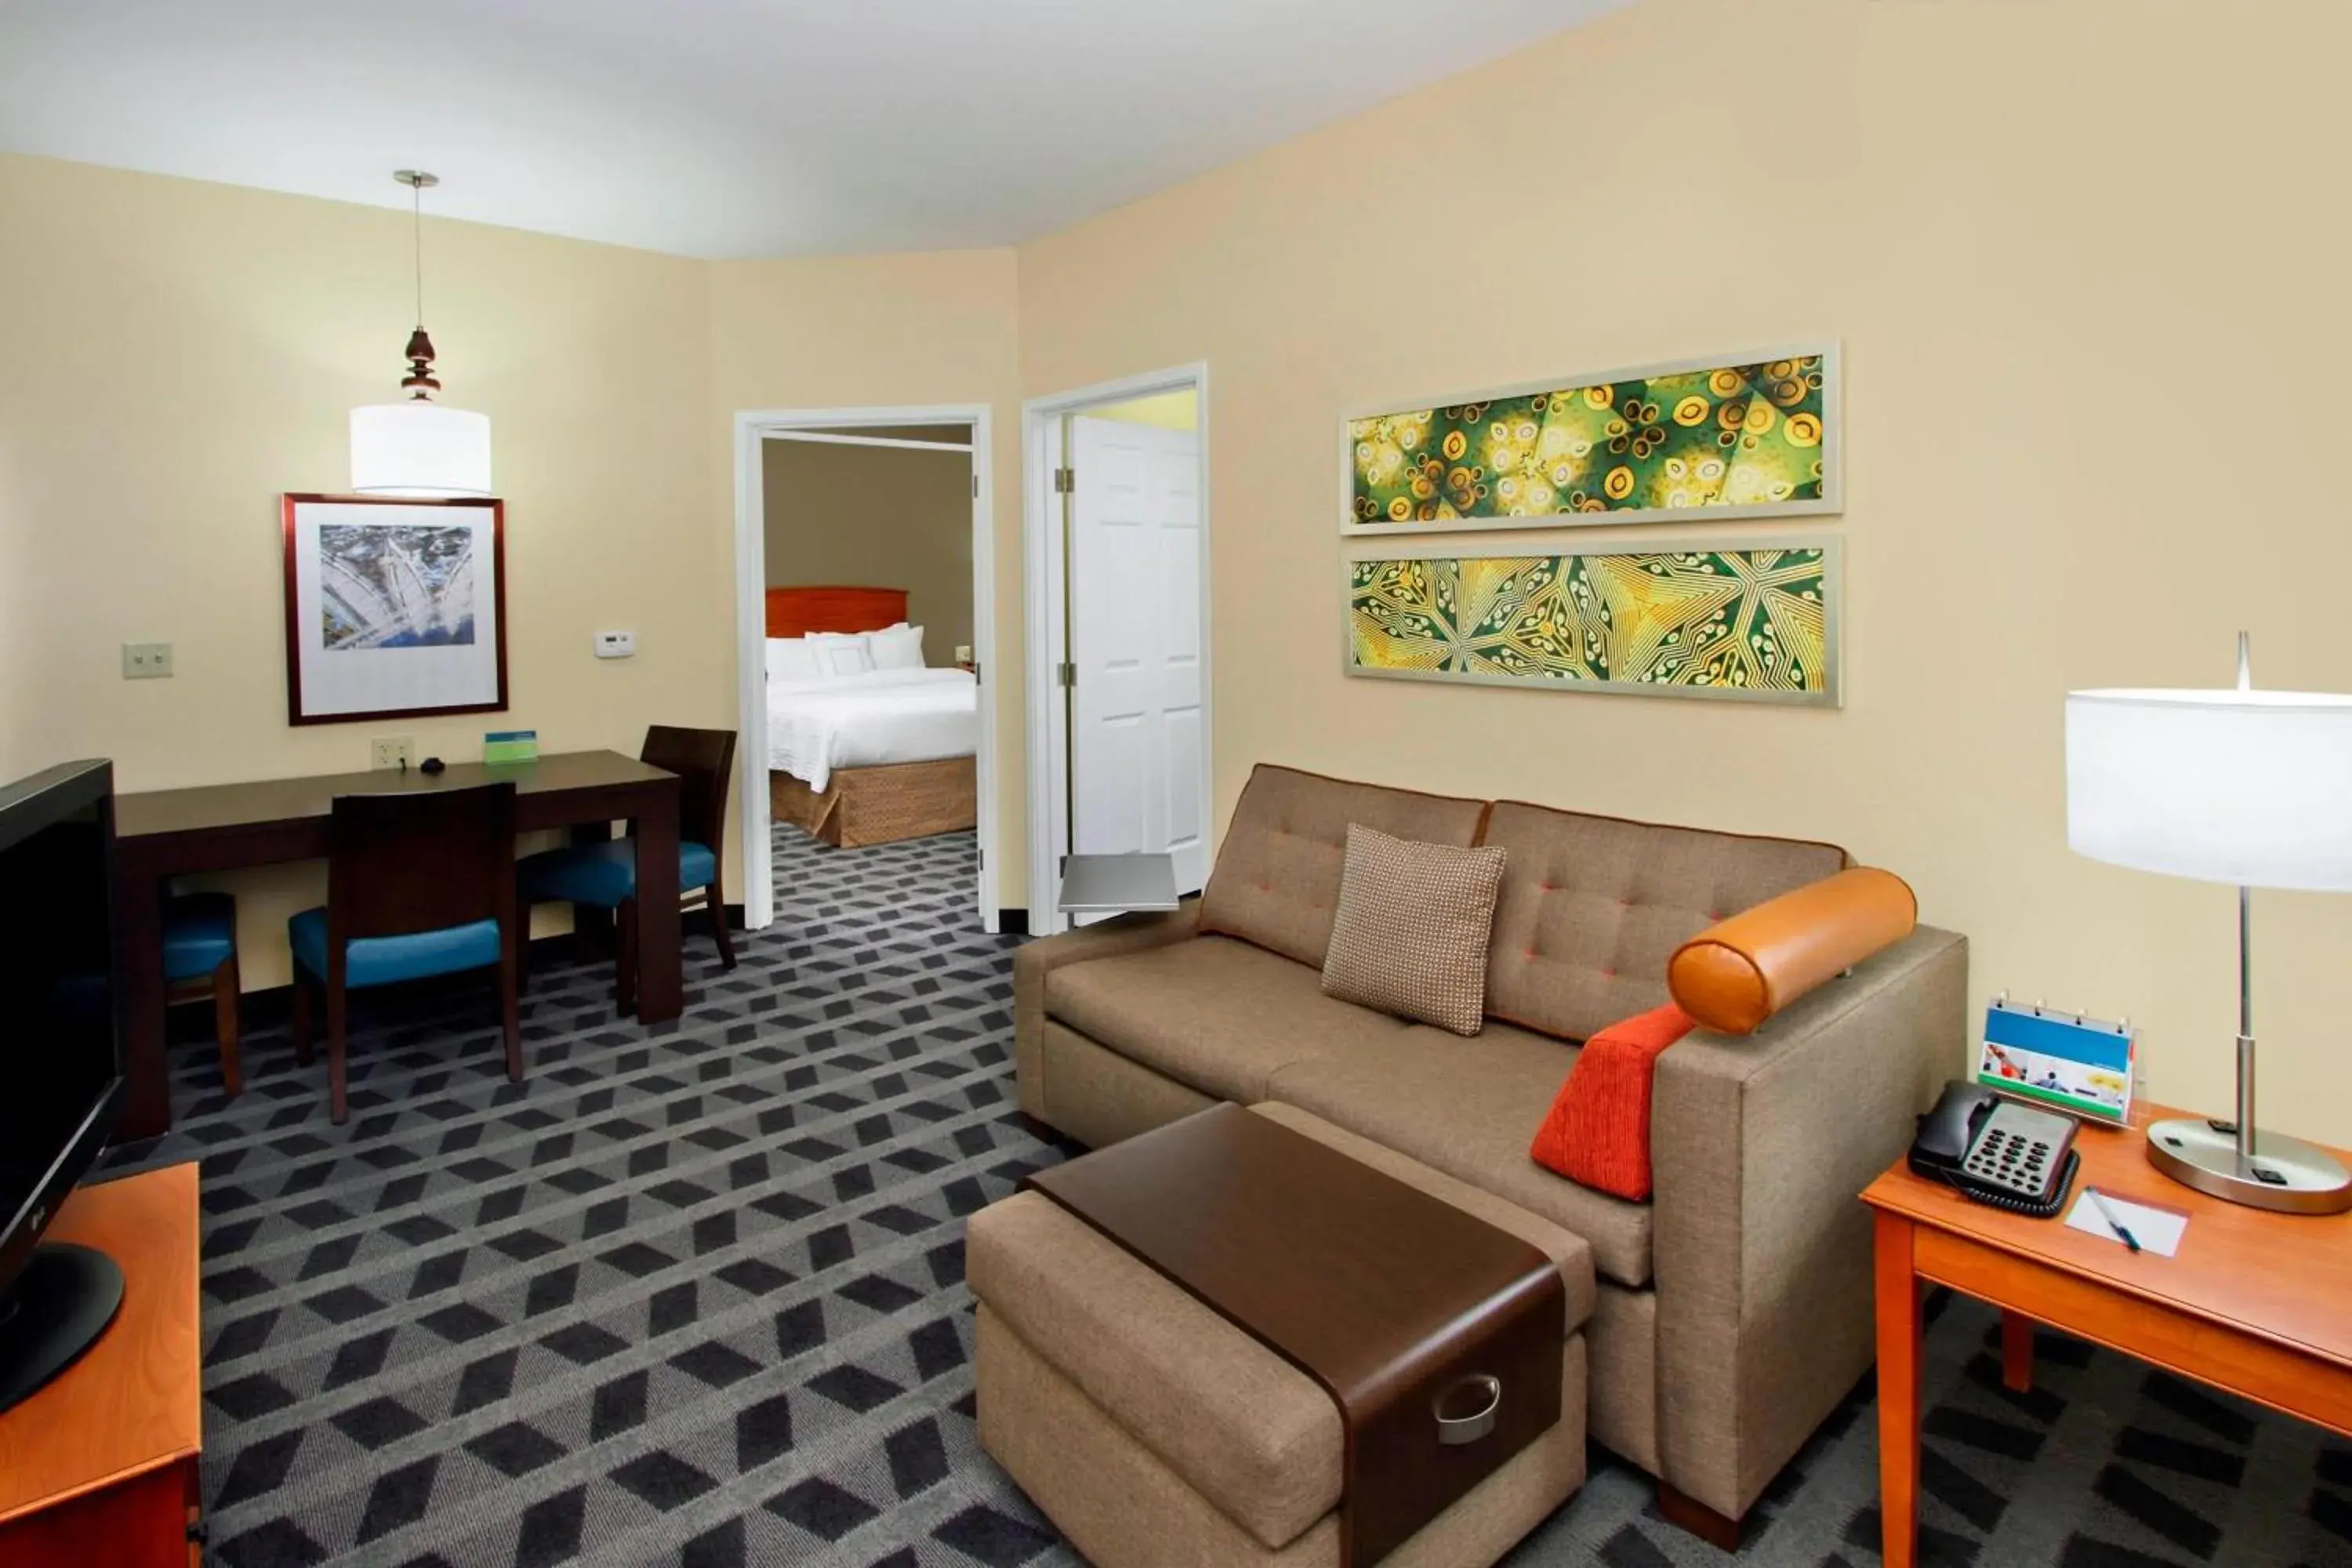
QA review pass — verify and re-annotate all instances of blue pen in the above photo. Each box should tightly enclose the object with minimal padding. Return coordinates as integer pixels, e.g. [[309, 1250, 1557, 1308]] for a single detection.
[[2085, 1186, 2142, 1254]]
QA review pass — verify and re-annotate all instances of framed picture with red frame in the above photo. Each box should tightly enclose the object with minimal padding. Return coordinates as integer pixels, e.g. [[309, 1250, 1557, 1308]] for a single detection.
[[281, 493, 509, 725]]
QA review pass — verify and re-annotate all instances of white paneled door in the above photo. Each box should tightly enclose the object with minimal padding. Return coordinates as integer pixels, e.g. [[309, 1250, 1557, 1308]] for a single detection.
[[1066, 415, 1207, 894]]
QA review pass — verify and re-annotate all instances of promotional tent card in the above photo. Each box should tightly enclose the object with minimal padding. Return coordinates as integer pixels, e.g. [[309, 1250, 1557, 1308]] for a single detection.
[[484, 729, 539, 767], [1977, 997, 2135, 1124]]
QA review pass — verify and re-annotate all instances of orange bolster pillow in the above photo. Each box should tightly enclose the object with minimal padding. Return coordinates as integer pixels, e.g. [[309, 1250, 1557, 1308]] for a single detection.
[[1667, 867, 1918, 1036]]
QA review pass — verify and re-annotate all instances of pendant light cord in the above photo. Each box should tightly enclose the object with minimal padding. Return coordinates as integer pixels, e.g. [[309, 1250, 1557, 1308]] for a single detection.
[[412, 179, 424, 328]]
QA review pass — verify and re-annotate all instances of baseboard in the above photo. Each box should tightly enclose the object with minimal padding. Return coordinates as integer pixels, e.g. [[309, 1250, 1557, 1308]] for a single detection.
[[997, 909, 1029, 936]]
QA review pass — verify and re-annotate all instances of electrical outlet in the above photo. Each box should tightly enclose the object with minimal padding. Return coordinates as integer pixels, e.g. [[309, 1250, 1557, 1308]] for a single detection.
[[371, 736, 414, 771], [121, 642, 173, 680], [954, 644, 973, 665]]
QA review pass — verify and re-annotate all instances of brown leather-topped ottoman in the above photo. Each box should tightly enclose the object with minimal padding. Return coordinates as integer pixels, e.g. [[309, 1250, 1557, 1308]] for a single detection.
[[969, 1103, 1592, 1567]]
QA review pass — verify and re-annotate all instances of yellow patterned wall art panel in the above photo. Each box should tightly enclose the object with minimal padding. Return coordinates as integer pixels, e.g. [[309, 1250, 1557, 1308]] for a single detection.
[[1347, 545, 1838, 706], [1345, 347, 1838, 535]]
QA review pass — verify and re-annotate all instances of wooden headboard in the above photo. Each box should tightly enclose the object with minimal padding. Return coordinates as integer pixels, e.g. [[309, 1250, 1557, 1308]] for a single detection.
[[764, 586, 908, 638]]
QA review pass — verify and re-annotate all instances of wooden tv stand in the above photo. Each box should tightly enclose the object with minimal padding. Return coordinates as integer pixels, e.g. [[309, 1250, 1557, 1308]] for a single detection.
[[0, 1163, 201, 1567]]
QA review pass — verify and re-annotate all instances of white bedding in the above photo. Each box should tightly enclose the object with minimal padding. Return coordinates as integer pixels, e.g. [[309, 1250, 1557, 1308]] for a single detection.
[[766, 666, 978, 792]]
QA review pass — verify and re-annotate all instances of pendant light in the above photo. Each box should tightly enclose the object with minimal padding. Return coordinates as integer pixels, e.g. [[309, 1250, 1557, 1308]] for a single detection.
[[349, 170, 492, 498]]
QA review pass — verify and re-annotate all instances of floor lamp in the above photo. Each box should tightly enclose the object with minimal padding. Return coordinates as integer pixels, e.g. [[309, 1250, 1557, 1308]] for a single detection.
[[2066, 634, 2352, 1214]]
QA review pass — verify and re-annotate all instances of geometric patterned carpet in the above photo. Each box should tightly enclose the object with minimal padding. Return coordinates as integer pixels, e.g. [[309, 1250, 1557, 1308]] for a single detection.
[[1522, 1299, 2352, 1568], [100, 829, 2352, 1568]]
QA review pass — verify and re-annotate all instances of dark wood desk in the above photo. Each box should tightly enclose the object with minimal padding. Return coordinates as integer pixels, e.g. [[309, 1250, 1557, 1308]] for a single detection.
[[113, 750, 681, 1139], [1862, 1104, 2352, 1568]]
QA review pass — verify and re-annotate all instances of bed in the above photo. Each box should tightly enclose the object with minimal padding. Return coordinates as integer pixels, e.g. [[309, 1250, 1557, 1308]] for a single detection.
[[764, 586, 979, 847]]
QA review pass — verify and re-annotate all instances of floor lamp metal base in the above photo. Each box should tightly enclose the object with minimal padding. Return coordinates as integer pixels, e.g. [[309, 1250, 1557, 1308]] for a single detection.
[[2145, 1117, 2352, 1215]]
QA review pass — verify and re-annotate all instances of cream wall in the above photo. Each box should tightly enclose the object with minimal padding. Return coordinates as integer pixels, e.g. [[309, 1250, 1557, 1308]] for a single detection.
[[0, 155, 1029, 989], [0, 154, 722, 985], [16, 0, 2352, 1137], [708, 250, 1026, 905], [1013, 0, 2352, 1143]]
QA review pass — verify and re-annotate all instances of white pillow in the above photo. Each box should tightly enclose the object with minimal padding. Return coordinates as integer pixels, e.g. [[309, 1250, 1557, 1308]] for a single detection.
[[869, 624, 926, 670], [815, 638, 875, 677], [765, 637, 821, 683]]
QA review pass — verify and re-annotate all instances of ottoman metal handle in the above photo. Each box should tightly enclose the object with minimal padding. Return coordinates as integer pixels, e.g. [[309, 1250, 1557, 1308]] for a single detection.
[[1432, 1374, 1501, 1446]]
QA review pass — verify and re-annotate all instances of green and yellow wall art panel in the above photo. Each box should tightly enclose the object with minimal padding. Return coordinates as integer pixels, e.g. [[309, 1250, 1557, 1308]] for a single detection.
[[1342, 344, 1839, 535], [1345, 542, 1839, 707]]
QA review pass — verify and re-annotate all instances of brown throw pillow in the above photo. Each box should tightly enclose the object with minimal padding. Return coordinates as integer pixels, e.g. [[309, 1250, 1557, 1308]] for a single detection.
[[1320, 823, 1507, 1036]]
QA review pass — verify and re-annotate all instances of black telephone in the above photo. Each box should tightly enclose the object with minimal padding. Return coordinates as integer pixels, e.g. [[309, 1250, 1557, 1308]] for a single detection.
[[1908, 1080, 2081, 1217]]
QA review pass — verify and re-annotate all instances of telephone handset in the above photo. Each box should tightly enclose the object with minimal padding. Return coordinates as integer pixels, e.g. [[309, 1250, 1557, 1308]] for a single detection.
[[1908, 1080, 2081, 1218]]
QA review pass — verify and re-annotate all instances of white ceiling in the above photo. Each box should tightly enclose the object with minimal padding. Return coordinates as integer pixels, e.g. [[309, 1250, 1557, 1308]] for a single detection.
[[0, 1, 1628, 260]]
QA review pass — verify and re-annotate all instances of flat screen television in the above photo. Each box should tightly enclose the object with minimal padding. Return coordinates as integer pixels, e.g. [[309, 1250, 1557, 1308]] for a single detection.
[[0, 760, 127, 1413]]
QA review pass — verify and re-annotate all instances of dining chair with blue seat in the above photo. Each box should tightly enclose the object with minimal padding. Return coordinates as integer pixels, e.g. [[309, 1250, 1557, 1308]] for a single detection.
[[518, 725, 737, 1014], [163, 890, 243, 1096], [289, 781, 521, 1123]]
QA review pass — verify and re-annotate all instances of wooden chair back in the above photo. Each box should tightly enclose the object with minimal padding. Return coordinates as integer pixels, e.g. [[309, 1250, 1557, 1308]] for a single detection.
[[641, 726, 736, 866], [328, 782, 518, 943]]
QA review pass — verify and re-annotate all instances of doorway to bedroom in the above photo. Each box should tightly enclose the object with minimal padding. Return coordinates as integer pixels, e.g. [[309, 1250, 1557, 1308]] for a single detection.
[[731, 406, 998, 935]]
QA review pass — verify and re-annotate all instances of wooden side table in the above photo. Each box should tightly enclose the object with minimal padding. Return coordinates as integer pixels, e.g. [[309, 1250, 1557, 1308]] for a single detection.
[[0, 1163, 202, 1568], [1863, 1105, 2352, 1568]]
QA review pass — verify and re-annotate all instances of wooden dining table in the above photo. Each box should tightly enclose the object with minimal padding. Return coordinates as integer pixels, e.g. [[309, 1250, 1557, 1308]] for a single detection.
[[111, 750, 683, 1141]]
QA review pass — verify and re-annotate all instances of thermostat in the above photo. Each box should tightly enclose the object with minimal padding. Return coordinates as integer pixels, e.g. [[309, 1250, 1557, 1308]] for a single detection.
[[594, 630, 636, 659]]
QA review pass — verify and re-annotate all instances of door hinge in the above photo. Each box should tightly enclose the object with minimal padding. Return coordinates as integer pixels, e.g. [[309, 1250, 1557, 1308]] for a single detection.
[[1053, 466, 1076, 494], [978, 848, 984, 869], [971, 473, 980, 499], [1057, 662, 1076, 689]]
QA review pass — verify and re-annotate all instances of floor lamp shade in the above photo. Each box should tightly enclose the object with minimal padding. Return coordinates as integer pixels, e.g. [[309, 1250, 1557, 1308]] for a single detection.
[[350, 403, 492, 499], [2066, 688, 2352, 893]]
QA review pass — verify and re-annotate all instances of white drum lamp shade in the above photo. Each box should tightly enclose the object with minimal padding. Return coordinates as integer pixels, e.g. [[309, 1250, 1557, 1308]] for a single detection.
[[350, 402, 492, 499], [2066, 688, 2352, 892], [2066, 664, 2352, 1214]]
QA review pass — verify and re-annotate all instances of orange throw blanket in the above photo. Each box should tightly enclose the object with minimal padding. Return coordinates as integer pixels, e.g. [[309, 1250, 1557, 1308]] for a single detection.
[[1530, 1003, 1697, 1202]]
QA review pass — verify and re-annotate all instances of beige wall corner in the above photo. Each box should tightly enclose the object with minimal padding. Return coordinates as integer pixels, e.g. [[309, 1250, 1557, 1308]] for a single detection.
[[0, 155, 1029, 987], [0, 153, 722, 985], [20, 0, 2352, 1138], [709, 249, 1026, 908]]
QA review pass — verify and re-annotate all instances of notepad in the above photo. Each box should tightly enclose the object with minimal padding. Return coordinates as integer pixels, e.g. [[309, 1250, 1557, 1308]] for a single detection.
[[2063, 1191, 2188, 1258]]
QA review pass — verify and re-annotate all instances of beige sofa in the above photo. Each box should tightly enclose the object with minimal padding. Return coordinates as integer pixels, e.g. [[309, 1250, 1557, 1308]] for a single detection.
[[1011, 764, 1968, 1537]]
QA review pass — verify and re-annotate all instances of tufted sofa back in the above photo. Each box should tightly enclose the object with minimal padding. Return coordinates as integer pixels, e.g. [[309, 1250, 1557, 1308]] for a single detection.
[[1197, 764, 1489, 967], [1479, 801, 1846, 1043]]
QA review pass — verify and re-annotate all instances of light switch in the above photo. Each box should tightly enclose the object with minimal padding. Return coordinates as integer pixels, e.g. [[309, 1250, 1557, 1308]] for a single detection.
[[594, 630, 636, 659], [122, 642, 173, 679]]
